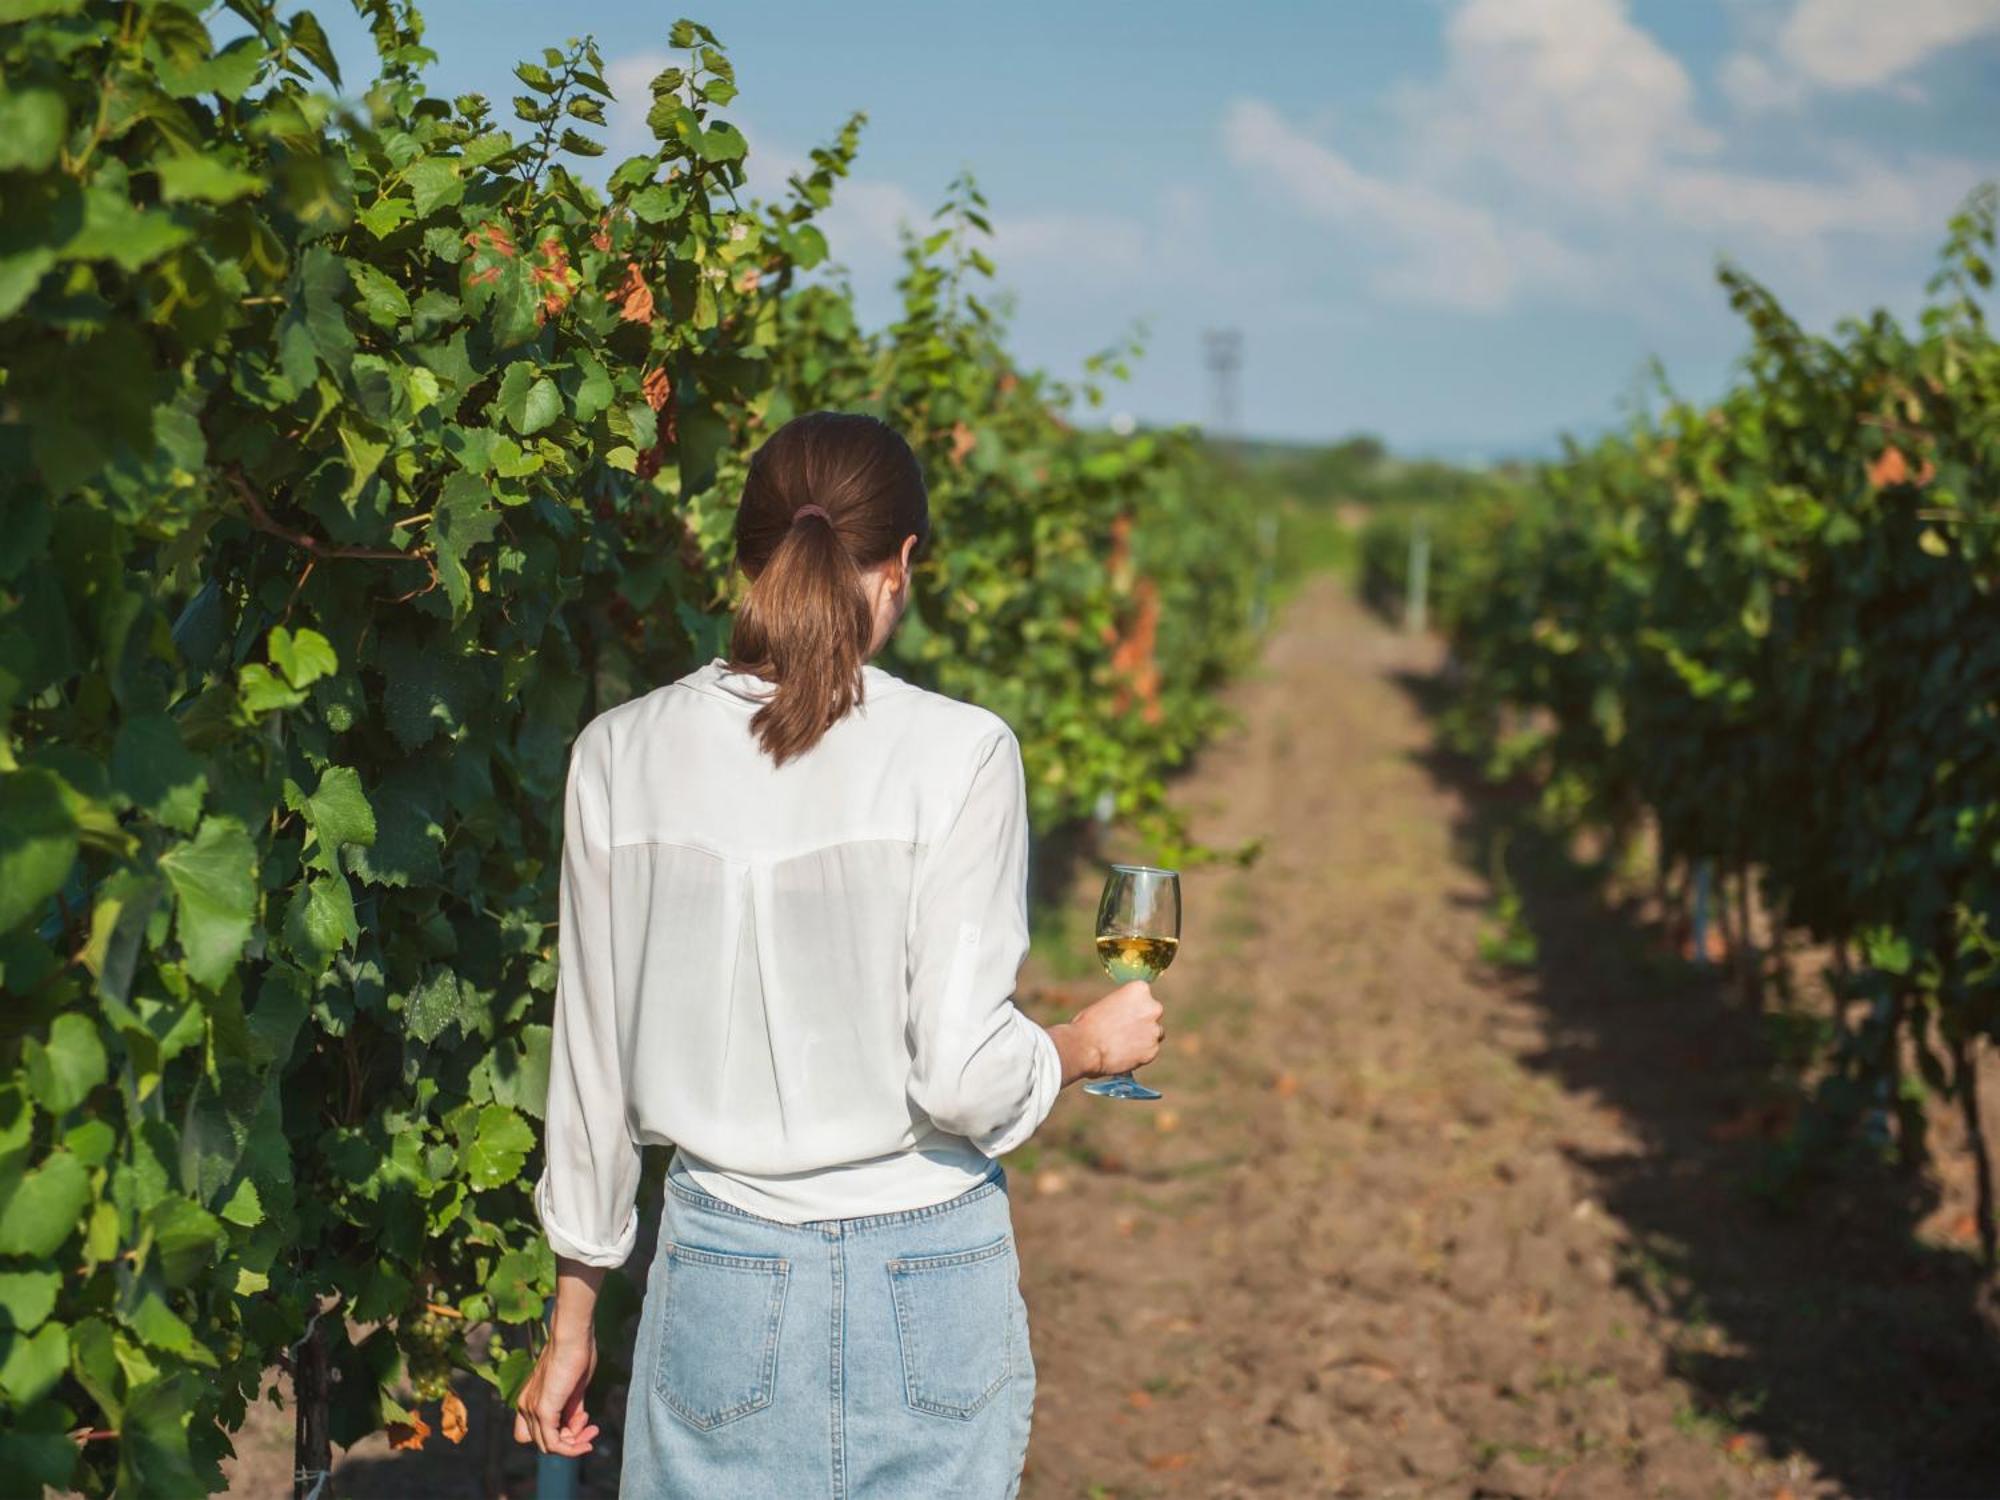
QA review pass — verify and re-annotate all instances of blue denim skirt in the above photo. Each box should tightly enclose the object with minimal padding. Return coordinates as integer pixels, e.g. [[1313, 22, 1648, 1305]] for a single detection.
[[621, 1161, 1035, 1499]]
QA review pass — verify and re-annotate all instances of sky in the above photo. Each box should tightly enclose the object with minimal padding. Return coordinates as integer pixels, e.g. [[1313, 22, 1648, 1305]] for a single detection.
[[308, 0, 2000, 458]]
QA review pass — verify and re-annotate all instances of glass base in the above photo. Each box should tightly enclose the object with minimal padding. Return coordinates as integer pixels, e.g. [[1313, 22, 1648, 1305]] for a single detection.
[[1082, 1071, 1162, 1100]]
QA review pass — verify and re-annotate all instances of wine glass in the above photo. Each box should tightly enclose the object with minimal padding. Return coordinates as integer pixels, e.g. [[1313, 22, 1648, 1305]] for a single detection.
[[1082, 863, 1179, 1101]]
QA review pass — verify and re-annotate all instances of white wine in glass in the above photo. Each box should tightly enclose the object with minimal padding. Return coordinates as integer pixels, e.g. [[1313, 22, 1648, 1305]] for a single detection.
[[1083, 863, 1179, 1101]]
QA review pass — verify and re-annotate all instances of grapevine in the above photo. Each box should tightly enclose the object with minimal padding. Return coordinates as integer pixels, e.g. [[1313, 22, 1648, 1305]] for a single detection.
[[0, 6, 1264, 1493]]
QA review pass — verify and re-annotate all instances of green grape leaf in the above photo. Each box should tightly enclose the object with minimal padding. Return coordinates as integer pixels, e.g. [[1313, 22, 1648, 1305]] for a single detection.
[[22, 1014, 107, 1114], [464, 1105, 535, 1190], [276, 244, 354, 388], [349, 261, 414, 328], [0, 88, 66, 173], [488, 1023, 552, 1119], [0, 1322, 68, 1406], [218, 1178, 262, 1228], [404, 968, 475, 1044], [572, 350, 615, 422], [118, 1373, 206, 1498], [146, 1196, 223, 1288], [381, 640, 479, 750], [282, 872, 357, 972], [0, 769, 78, 933], [269, 626, 338, 689], [126, 1291, 211, 1364], [404, 158, 465, 218], [0, 1150, 89, 1258], [496, 362, 562, 435], [111, 714, 206, 832], [433, 471, 503, 616], [0, 1416, 75, 1495], [158, 817, 258, 989], [67, 182, 193, 272], [153, 155, 264, 205], [154, 35, 264, 101], [0, 1270, 60, 1333], [347, 778, 444, 890], [487, 1247, 550, 1324], [237, 663, 306, 715], [287, 765, 377, 855], [698, 122, 747, 163]]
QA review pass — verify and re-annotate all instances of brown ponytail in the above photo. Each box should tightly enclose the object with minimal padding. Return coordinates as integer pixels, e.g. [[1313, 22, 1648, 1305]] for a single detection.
[[726, 412, 930, 764]]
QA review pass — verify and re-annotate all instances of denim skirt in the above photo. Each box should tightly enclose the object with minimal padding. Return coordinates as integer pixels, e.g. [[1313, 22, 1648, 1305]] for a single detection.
[[621, 1161, 1035, 1499]]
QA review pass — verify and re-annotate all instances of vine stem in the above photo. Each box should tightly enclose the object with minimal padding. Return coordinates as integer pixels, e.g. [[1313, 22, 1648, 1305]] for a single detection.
[[228, 470, 441, 596]]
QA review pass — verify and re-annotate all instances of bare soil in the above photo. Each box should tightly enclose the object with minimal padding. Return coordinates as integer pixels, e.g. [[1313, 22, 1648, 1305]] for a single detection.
[[1006, 577, 2000, 1500], [209, 577, 2000, 1499]]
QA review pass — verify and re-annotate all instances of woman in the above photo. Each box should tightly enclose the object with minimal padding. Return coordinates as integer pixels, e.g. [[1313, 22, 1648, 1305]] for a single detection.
[[514, 411, 1165, 1497]]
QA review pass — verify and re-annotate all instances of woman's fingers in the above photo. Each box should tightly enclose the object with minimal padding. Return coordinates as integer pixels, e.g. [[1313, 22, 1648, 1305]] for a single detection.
[[535, 1395, 568, 1446], [512, 1408, 531, 1446], [535, 1417, 598, 1457], [535, 1396, 598, 1454]]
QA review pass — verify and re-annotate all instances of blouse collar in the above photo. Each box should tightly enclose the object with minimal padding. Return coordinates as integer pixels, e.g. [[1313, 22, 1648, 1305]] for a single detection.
[[694, 658, 911, 705]]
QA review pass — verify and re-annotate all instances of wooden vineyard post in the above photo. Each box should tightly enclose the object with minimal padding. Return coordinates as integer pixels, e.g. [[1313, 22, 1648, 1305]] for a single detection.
[[1404, 518, 1431, 635], [294, 1315, 332, 1500], [1690, 860, 1714, 968], [1250, 511, 1278, 632], [482, 1381, 512, 1500], [1733, 864, 1760, 1008]]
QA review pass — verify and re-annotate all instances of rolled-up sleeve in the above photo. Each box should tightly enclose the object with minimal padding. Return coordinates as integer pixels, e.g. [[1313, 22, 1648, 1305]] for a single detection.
[[533, 718, 641, 1267], [906, 726, 1062, 1158]]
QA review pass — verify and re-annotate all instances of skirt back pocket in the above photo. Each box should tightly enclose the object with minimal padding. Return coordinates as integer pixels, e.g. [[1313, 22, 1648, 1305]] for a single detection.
[[653, 1244, 790, 1431], [886, 1235, 1015, 1420]]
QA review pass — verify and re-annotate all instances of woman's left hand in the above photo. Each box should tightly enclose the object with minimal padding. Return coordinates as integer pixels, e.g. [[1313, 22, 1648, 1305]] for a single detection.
[[513, 1326, 600, 1456]]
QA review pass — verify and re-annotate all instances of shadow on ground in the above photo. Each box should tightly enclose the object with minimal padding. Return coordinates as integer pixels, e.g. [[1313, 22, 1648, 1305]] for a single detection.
[[1393, 665, 2000, 1500]]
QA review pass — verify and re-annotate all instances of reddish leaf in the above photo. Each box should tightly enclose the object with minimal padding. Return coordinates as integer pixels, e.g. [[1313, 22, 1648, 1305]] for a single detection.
[[642, 367, 671, 412], [615, 262, 655, 324]]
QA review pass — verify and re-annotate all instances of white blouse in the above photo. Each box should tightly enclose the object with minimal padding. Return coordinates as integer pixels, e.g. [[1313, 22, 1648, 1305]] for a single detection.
[[533, 658, 1063, 1264]]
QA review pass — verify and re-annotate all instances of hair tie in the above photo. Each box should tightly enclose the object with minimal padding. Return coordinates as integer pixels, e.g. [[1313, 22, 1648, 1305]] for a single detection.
[[792, 504, 832, 526]]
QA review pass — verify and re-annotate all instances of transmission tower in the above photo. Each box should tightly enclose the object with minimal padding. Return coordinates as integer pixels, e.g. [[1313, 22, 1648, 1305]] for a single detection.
[[1202, 327, 1243, 439]]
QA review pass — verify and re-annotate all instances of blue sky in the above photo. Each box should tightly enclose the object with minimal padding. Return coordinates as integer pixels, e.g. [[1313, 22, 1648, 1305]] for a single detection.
[[311, 1, 2000, 457]]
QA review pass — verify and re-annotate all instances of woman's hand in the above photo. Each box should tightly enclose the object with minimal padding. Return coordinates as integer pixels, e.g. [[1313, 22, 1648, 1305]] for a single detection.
[[514, 1323, 599, 1456], [1050, 980, 1164, 1085]]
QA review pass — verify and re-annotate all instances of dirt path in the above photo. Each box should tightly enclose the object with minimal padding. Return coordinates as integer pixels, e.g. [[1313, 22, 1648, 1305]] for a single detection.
[[1008, 576, 2000, 1499]]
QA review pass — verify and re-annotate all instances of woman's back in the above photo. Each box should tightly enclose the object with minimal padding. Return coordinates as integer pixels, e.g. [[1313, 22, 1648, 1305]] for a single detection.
[[534, 655, 1061, 1259]]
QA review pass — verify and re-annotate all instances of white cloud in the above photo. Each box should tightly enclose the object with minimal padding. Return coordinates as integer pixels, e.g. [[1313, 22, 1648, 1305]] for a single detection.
[[1717, 51, 1807, 113], [990, 211, 1147, 273], [1655, 154, 1982, 242], [1219, 0, 1996, 321], [1222, 99, 1586, 312], [1778, 0, 2000, 90], [1415, 0, 1718, 198], [605, 51, 669, 158]]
